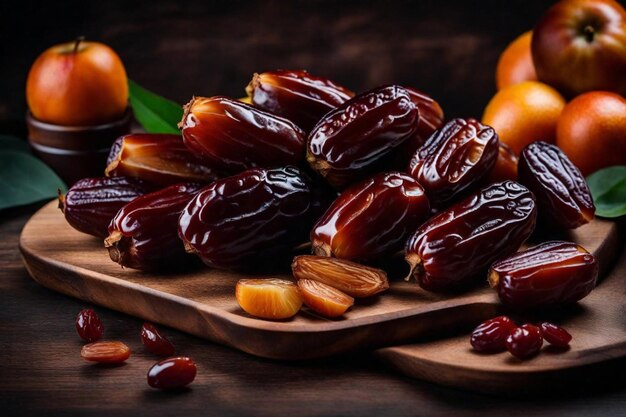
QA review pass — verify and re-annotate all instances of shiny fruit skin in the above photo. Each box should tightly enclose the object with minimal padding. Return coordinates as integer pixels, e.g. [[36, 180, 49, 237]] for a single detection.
[[307, 85, 419, 189], [399, 87, 445, 158], [496, 31, 537, 90], [75, 309, 104, 343], [106, 134, 222, 186], [518, 141, 595, 229], [489, 241, 598, 309], [532, 0, 626, 97], [482, 81, 566, 155], [556, 91, 626, 176], [235, 279, 302, 320], [405, 181, 537, 292], [540, 322, 572, 347], [147, 357, 197, 390], [506, 324, 543, 359], [180, 96, 306, 173], [408, 118, 499, 205], [26, 40, 128, 126], [487, 142, 518, 183], [141, 323, 175, 356], [297, 279, 354, 318], [246, 69, 354, 132], [311, 172, 430, 262], [179, 167, 320, 270], [470, 316, 516, 352], [292, 255, 389, 298], [59, 176, 154, 238], [81, 341, 131, 363], [105, 183, 201, 270]]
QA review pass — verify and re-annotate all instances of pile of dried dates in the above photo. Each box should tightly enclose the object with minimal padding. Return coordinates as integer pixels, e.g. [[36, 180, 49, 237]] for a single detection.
[[60, 69, 598, 326]]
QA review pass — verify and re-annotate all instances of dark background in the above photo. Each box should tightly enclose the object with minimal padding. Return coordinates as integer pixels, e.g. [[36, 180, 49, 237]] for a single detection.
[[1, 0, 558, 136]]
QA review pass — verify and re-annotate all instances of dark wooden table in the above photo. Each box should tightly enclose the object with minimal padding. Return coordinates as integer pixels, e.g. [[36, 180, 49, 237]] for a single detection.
[[2, 203, 626, 416]]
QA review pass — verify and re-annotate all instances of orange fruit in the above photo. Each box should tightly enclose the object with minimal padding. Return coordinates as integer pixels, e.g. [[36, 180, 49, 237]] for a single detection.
[[235, 279, 302, 320], [556, 91, 626, 176], [297, 279, 354, 318], [496, 31, 537, 90], [482, 81, 566, 155]]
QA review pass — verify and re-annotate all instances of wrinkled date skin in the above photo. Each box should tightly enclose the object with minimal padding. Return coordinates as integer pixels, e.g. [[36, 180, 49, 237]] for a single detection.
[[399, 87, 445, 158], [307, 85, 419, 189], [470, 315, 516, 352], [59, 176, 154, 238], [311, 172, 430, 262], [179, 166, 320, 269], [180, 96, 306, 173], [408, 118, 499, 205], [105, 133, 222, 186], [405, 180, 537, 292], [246, 69, 354, 132], [518, 141, 595, 229], [487, 142, 518, 183], [489, 240, 598, 309], [105, 183, 201, 270]]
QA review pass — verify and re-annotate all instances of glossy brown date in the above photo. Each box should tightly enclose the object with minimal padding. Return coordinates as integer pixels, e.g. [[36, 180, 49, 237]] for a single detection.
[[246, 69, 354, 132], [487, 142, 518, 183], [105, 133, 222, 186], [489, 241, 598, 309], [105, 183, 201, 270], [179, 166, 320, 269], [307, 85, 419, 189], [518, 141, 595, 229], [405, 180, 537, 292], [408, 118, 499, 205], [311, 172, 430, 262], [59, 176, 154, 238], [179, 96, 306, 173], [400, 87, 445, 156]]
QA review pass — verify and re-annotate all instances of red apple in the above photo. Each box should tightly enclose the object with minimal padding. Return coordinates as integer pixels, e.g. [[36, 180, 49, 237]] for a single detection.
[[531, 0, 626, 97], [26, 38, 128, 126]]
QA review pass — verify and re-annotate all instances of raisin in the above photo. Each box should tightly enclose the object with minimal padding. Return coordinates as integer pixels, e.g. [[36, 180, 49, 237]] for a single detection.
[[147, 357, 197, 390], [505, 324, 543, 359], [540, 322, 572, 347], [75, 309, 104, 343], [470, 316, 516, 352], [141, 323, 175, 356]]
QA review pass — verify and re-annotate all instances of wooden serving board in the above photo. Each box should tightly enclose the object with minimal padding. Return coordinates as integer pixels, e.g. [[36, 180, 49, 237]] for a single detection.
[[20, 201, 624, 390]]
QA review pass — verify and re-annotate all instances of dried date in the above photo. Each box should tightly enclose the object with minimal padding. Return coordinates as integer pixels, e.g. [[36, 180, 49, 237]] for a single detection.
[[105, 183, 201, 270], [408, 118, 499, 205], [179, 167, 320, 269], [307, 85, 419, 189], [405, 180, 537, 291], [487, 142, 518, 183], [59, 176, 154, 238], [489, 241, 598, 309], [399, 87, 445, 158], [518, 141, 595, 229], [105, 133, 221, 186], [311, 172, 430, 262], [246, 69, 354, 132], [179, 96, 306, 173]]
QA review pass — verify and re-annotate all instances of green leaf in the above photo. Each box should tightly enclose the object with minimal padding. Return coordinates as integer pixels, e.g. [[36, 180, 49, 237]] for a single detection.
[[587, 165, 626, 218], [128, 79, 182, 134], [0, 135, 31, 153], [0, 151, 66, 210]]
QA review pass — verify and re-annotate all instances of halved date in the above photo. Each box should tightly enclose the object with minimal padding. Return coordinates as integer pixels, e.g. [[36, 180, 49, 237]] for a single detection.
[[105, 183, 201, 270], [246, 69, 354, 132], [105, 133, 221, 186], [307, 85, 419, 189], [489, 241, 598, 309], [405, 180, 537, 292], [179, 96, 306, 173], [518, 141, 595, 229], [179, 166, 319, 269], [408, 118, 499, 205], [59, 176, 154, 238], [311, 172, 430, 262]]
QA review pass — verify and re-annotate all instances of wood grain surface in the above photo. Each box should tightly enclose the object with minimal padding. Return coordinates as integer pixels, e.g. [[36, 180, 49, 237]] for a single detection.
[[19, 200, 625, 393]]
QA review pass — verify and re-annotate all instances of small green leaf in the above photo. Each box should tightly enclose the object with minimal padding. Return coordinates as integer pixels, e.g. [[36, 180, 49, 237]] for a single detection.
[[128, 80, 183, 134], [0, 135, 31, 153], [587, 165, 626, 218], [0, 151, 67, 210]]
